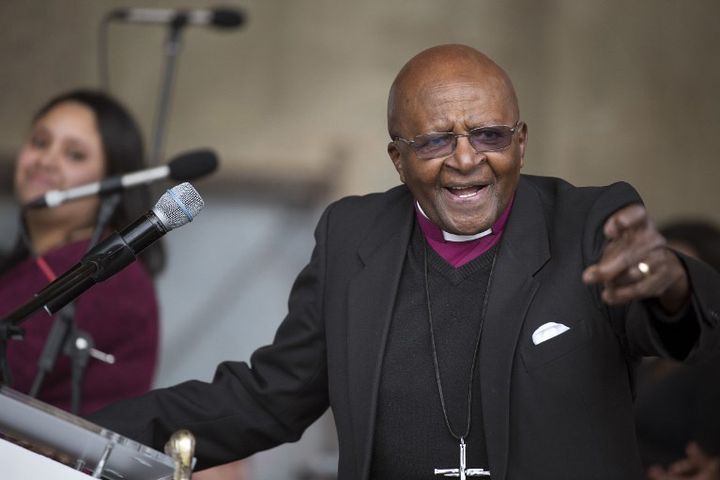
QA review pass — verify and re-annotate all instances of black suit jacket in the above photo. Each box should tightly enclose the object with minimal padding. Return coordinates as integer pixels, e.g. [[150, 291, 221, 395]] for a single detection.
[[91, 175, 720, 480]]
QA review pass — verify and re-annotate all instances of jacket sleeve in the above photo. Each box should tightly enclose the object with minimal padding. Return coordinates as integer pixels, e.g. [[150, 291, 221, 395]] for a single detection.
[[647, 253, 720, 364], [581, 182, 720, 362], [87, 204, 334, 470]]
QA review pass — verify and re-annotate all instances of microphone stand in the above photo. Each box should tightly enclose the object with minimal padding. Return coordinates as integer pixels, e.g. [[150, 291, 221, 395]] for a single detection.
[[0, 324, 22, 387], [67, 330, 94, 415], [27, 194, 121, 413], [0, 260, 99, 389], [1, 261, 101, 325], [28, 304, 76, 399], [149, 14, 187, 166]]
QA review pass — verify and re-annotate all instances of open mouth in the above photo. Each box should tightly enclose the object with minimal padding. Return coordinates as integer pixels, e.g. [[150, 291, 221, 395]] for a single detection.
[[446, 185, 487, 198]]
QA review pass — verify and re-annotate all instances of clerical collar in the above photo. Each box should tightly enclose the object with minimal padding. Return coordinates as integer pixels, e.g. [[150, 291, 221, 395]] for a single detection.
[[415, 203, 492, 242], [414, 196, 515, 267]]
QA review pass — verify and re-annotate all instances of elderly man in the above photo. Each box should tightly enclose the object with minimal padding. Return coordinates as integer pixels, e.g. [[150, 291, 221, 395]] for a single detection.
[[91, 45, 720, 480]]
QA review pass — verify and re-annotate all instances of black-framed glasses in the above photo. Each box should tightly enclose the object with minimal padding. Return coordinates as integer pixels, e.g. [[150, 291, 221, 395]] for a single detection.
[[393, 121, 523, 160]]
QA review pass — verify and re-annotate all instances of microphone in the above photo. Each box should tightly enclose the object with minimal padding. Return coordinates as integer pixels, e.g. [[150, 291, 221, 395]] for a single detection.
[[26, 149, 218, 209], [2, 183, 204, 325], [108, 7, 245, 29]]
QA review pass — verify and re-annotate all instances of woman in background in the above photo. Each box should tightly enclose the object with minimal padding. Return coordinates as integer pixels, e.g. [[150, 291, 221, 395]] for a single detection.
[[0, 89, 162, 415]]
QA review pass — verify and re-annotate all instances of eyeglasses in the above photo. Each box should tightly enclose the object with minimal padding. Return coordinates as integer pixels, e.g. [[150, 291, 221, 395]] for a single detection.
[[393, 121, 523, 160]]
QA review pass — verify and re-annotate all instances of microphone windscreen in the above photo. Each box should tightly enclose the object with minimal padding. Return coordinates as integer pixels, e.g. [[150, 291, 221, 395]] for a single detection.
[[153, 183, 205, 230], [212, 8, 245, 28], [168, 149, 219, 181]]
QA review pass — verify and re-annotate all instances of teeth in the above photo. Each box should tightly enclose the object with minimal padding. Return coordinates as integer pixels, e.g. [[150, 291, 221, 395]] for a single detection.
[[447, 185, 486, 199]]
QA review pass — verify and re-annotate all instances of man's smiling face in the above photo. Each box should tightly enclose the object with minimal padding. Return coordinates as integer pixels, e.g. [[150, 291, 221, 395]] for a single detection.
[[387, 45, 527, 235]]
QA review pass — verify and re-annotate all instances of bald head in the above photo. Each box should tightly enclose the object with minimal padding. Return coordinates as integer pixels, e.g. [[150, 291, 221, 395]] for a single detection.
[[387, 44, 519, 138]]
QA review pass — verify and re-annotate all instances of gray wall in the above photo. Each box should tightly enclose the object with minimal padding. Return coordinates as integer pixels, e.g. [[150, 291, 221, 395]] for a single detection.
[[2, 0, 718, 219]]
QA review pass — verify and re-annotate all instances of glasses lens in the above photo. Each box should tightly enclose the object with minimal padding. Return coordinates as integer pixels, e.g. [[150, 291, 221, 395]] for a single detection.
[[412, 133, 455, 159], [469, 126, 514, 152]]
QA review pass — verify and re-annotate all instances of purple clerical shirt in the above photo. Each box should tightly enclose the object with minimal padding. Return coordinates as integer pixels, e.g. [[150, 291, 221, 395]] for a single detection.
[[415, 196, 514, 267]]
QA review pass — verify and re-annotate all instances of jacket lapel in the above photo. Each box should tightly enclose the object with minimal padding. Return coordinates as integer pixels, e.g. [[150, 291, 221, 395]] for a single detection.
[[346, 187, 415, 480], [480, 177, 550, 480]]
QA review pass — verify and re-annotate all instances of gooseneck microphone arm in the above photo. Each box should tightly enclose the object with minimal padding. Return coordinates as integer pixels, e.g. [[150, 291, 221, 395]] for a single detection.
[[110, 8, 245, 165], [106, 7, 245, 165]]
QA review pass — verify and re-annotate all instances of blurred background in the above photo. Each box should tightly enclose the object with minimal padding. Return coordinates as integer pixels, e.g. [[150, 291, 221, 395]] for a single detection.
[[0, 0, 718, 478]]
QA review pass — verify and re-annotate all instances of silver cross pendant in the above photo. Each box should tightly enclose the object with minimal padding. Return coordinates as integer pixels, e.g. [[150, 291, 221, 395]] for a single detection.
[[434, 438, 491, 479]]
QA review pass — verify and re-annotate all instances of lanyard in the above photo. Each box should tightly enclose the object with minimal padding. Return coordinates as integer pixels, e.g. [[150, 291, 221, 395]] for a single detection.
[[34, 256, 58, 282]]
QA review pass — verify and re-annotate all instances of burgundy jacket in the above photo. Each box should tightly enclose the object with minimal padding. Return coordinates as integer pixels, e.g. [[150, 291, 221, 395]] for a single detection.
[[0, 239, 159, 415]]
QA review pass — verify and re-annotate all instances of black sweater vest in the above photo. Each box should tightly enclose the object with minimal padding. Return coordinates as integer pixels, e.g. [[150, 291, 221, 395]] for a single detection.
[[370, 224, 498, 478]]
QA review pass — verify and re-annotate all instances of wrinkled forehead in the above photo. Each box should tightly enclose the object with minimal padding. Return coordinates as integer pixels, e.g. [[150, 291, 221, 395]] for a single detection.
[[391, 73, 518, 135]]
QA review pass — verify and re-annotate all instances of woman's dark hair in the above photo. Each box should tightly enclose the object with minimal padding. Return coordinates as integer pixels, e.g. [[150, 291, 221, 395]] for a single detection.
[[0, 89, 165, 275]]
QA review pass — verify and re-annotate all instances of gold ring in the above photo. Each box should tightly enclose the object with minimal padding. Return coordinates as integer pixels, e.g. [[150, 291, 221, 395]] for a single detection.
[[637, 261, 651, 276]]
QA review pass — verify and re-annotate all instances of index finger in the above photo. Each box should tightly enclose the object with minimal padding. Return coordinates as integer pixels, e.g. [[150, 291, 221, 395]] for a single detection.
[[603, 203, 647, 239], [582, 239, 638, 284]]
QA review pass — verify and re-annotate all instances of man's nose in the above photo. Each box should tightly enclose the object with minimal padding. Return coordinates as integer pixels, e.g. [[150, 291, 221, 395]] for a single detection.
[[446, 135, 484, 172]]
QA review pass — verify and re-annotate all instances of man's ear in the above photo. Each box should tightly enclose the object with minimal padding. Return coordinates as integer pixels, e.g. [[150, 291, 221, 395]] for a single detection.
[[388, 142, 406, 183], [517, 122, 528, 169]]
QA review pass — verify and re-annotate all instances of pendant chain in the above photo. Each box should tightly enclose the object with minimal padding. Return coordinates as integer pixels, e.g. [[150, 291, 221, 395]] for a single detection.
[[423, 241, 497, 441]]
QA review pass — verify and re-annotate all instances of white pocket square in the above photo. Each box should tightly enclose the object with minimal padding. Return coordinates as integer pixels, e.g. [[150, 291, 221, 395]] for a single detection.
[[532, 322, 570, 345]]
